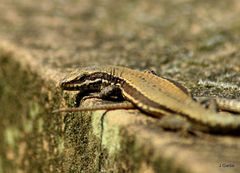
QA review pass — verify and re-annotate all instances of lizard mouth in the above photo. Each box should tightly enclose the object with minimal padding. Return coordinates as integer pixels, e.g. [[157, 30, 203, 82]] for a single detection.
[[60, 81, 83, 90]]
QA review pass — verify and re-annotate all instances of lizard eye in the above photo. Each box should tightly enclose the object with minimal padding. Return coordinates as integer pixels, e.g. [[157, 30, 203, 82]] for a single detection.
[[77, 75, 87, 81]]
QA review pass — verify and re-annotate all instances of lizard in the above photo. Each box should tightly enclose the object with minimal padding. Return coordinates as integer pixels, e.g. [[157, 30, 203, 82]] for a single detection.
[[53, 65, 240, 133]]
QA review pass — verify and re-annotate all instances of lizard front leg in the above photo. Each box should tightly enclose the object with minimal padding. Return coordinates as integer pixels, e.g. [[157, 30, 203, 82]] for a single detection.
[[53, 85, 134, 113], [76, 85, 124, 105]]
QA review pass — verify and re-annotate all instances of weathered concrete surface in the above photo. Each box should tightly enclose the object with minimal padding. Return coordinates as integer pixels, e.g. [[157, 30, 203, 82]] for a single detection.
[[0, 0, 240, 172]]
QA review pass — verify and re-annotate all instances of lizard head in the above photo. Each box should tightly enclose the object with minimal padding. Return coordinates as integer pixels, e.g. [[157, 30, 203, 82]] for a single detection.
[[60, 66, 105, 91]]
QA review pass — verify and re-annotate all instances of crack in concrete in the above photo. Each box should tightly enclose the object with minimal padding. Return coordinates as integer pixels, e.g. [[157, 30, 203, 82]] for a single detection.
[[98, 111, 108, 173]]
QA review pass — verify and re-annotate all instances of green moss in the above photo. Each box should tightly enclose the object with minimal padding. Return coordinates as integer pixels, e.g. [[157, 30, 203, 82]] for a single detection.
[[4, 127, 20, 148], [23, 119, 33, 133], [91, 111, 104, 139], [101, 120, 121, 156], [92, 111, 121, 156], [21, 102, 43, 133], [29, 102, 41, 119], [0, 156, 3, 173], [37, 118, 44, 133], [57, 137, 64, 154]]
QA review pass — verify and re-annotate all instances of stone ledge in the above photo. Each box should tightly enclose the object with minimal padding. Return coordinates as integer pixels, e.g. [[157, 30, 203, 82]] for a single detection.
[[1, 41, 240, 173]]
